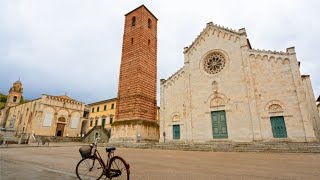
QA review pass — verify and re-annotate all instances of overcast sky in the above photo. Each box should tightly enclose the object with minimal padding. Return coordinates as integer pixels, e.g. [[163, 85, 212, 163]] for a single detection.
[[0, 0, 319, 104]]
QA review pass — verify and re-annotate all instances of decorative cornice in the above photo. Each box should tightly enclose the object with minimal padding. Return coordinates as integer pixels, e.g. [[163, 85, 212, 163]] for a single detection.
[[43, 94, 83, 105], [161, 67, 185, 88], [248, 49, 288, 56], [184, 22, 242, 55], [248, 50, 291, 64]]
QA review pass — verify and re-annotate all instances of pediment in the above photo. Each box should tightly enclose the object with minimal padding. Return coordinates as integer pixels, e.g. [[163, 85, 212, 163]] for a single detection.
[[184, 22, 244, 56]]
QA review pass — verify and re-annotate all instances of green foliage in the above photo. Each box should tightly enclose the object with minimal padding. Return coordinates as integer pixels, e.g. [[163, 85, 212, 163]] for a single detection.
[[0, 93, 7, 103], [0, 102, 5, 110]]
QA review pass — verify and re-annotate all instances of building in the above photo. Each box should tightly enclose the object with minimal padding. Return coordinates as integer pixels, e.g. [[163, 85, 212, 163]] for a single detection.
[[160, 22, 320, 143], [87, 98, 117, 130], [2, 81, 88, 137], [110, 5, 159, 142], [317, 96, 320, 118], [87, 97, 160, 131], [0, 80, 23, 127]]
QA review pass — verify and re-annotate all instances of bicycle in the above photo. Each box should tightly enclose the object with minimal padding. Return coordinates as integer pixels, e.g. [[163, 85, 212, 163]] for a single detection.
[[76, 138, 130, 180]]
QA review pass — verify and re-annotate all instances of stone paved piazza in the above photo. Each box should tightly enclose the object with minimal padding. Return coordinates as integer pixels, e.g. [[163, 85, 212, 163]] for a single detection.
[[1, 145, 320, 180]]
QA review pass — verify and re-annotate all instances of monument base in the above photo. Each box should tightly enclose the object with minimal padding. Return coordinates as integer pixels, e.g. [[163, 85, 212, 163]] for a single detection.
[[109, 120, 159, 143]]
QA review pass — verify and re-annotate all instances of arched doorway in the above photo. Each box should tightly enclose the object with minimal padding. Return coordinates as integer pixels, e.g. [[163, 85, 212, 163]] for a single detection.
[[56, 117, 66, 137], [80, 120, 88, 137]]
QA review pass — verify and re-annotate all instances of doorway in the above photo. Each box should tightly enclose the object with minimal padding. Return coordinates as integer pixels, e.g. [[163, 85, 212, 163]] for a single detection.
[[173, 125, 180, 139], [270, 116, 287, 138], [56, 123, 65, 137], [211, 110, 228, 139]]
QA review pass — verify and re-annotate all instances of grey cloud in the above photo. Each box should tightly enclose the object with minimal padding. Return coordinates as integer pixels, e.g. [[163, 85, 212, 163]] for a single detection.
[[0, 0, 319, 103]]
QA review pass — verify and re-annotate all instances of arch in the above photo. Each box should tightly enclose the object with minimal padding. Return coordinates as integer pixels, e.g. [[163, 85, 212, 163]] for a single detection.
[[283, 58, 290, 64], [256, 54, 262, 60], [70, 112, 81, 129], [276, 57, 282, 63], [57, 109, 68, 118], [249, 54, 255, 59], [262, 55, 268, 61], [170, 112, 181, 122], [210, 97, 226, 107], [207, 93, 228, 107], [13, 96, 17, 102], [131, 16, 136, 26], [269, 56, 275, 62], [58, 116, 66, 123], [265, 100, 285, 112], [80, 120, 88, 136]]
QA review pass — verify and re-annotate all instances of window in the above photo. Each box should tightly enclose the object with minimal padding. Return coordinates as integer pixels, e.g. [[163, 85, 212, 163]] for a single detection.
[[111, 103, 114, 109], [13, 96, 17, 102], [132, 16, 136, 26], [148, 18, 152, 28], [97, 106, 100, 112], [90, 120, 93, 127], [148, 39, 150, 46], [95, 119, 98, 126], [102, 118, 106, 127], [131, 38, 134, 44], [104, 105, 107, 111], [203, 52, 226, 74], [110, 117, 113, 124], [92, 107, 94, 113]]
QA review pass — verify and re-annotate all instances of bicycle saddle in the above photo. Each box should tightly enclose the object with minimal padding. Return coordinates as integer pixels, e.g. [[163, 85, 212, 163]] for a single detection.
[[106, 147, 116, 152]]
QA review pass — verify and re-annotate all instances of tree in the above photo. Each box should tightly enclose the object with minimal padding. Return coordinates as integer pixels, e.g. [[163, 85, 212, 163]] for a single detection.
[[0, 94, 7, 103]]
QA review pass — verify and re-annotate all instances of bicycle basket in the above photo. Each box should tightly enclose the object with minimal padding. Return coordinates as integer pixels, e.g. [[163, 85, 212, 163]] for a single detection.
[[79, 145, 92, 158]]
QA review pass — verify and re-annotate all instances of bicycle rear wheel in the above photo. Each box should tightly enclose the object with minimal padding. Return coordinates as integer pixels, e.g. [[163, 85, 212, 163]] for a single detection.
[[108, 156, 130, 180], [76, 157, 104, 180]]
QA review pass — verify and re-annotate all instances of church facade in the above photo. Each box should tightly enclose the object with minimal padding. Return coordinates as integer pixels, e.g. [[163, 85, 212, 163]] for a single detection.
[[1, 81, 87, 138], [160, 22, 320, 143]]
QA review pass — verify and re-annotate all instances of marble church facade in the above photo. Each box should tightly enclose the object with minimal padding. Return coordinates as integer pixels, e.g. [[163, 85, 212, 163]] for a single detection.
[[160, 22, 320, 143]]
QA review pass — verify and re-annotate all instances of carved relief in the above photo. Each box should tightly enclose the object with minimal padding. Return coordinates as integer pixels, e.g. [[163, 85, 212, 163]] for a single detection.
[[269, 104, 283, 112], [265, 100, 285, 112], [172, 115, 180, 122], [210, 97, 225, 107]]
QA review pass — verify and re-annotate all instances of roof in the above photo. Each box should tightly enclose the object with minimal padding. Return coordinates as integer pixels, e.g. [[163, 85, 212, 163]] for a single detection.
[[125, 4, 158, 20], [87, 98, 117, 106], [43, 94, 83, 104], [184, 22, 242, 53], [317, 96, 320, 102]]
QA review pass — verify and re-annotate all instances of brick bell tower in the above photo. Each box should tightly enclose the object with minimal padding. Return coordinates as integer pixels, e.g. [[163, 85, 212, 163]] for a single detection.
[[110, 5, 159, 142]]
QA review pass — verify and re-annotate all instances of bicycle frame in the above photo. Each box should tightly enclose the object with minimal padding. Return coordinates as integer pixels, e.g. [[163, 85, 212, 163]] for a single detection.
[[90, 138, 115, 175]]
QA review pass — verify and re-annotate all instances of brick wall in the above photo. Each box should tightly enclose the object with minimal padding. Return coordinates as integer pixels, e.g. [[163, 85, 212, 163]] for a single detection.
[[116, 6, 157, 122]]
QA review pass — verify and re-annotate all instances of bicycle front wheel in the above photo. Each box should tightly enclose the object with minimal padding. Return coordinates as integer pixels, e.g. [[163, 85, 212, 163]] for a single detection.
[[76, 157, 104, 180], [108, 156, 130, 180]]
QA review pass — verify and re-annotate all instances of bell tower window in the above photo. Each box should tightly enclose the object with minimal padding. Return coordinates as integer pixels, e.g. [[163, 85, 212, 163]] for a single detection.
[[148, 18, 152, 28], [13, 96, 17, 102], [132, 16, 136, 27]]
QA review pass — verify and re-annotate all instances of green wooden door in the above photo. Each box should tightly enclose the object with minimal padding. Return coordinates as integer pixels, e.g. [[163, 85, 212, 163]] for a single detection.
[[211, 110, 228, 139], [270, 116, 287, 138], [173, 125, 180, 139]]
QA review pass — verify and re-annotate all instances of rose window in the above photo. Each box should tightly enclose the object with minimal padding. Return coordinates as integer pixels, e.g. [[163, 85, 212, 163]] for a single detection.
[[203, 53, 226, 74]]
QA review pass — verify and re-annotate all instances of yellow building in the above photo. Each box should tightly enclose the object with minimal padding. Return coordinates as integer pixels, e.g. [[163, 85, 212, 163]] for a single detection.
[[88, 98, 117, 130], [6, 94, 87, 137], [88, 98, 160, 130]]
